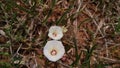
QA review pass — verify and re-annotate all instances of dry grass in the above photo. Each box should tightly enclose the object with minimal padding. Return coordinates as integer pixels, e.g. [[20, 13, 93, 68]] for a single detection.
[[0, 0, 120, 68]]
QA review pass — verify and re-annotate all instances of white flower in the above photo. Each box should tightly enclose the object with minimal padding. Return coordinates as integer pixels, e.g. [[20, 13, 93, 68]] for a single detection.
[[43, 40, 65, 62], [48, 26, 63, 40]]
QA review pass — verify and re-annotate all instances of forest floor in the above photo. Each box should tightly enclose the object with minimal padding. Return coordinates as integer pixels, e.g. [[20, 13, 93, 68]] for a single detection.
[[0, 0, 120, 68]]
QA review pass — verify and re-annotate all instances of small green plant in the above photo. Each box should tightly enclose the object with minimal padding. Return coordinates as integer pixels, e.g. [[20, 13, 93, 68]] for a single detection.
[[115, 18, 120, 34], [0, 62, 12, 68]]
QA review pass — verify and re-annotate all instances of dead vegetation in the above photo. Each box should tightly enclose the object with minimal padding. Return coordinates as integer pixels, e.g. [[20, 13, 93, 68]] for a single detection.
[[0, 0, 120, 68]]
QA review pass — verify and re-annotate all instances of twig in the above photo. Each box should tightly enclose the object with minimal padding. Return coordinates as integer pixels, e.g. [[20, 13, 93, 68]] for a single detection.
[[33, 52, 38, 68], [57, 61, 70, 68], [11, 44, 22, 60], [94, 55, 120, 63]]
